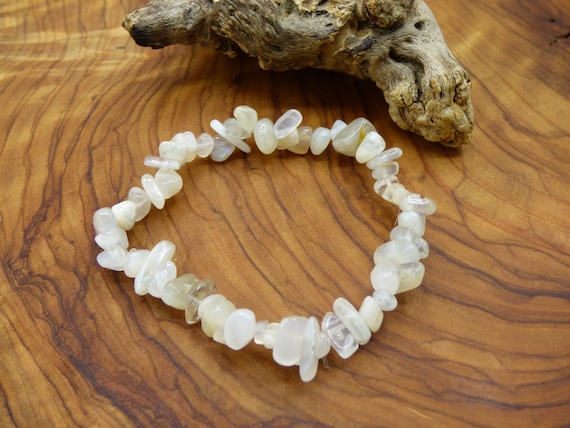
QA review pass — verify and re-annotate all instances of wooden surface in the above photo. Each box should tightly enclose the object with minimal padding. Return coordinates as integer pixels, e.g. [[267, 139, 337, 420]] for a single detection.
[[1, 0, 569, 426]]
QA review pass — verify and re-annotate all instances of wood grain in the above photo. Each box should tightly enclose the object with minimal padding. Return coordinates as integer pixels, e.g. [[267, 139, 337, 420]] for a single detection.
[[1, 0, 569, 426]]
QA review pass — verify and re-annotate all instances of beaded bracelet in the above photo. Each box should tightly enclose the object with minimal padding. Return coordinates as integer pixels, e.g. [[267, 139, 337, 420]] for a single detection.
[[93, 107, 436, 382]]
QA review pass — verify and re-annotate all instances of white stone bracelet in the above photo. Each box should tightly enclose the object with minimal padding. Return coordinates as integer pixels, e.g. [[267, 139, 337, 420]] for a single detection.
[[93, 107, 436, 382]]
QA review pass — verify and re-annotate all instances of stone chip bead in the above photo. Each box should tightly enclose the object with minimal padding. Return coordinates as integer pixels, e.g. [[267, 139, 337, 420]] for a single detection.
[[397, 210, 426, 237], [96, 246, 128, 271], [233, 105, 258, 134], [322, 312, 358, 359], [196, 133, 215, 158], [273, 108, 303, 140], [111, 200, 137, 231], [399, 193, 437, 216], [358, 296, 384, 333], [214, 308, 256, 350], [171, 131, 197, 162], [155, 168, 183, 199], [141, 173, 165, 209], [159, 140, 187, 163], [273, 316, 307, 366], [355, 131, 386, 163], [310, 126, 331, 155], [161, 273, 198, 310], [184, 278, 217, 324], [147, 260, 177, 298], [298, 317, 322, 382], [198, 294, 237, 338], [373, 289, 398, 311], [94, 227, 128, 251], [288, 126, 312, 154], [397, 262, 425, 293], [93, 207, 118, 235], [366, 147, 403, 169], [134, 240, 176, 296], [210, 135, 236, 162], [332, 117, 376, 156], [254, 320, 280, 349], [374, 239, 421, 265], [128, 186, 152, 221], [370, 260, 400, 294], [210, 119, 251, 153], [390, 226, 429, 259], [333, 297, 372, 345], [124, 249, 150, 278], [254, 118, 279, 154]]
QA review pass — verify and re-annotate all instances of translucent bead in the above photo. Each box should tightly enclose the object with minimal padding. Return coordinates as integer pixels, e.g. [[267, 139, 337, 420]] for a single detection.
[[373, 240, 421, 265], [370, 260, 399, 294], [112, 200, 137, 231], [310, 127, 331, 155], [321, 312, 358, 359], [196, 133, 215, 158], [390, 226, 429, 258], [210, 135, 235, 162], [274, 109, 303, 140], [93, 207, 117, 234], [330, 120, 347, 139], [397, 262, 425, 293], [254, 321, 280, 349], [96, 246, 128, 271], [128, 186, 152, 221], [381, 183, 410, 206], [198, 294, 237, 337], [355, 131, 386, 164], [94, 228, 128, 250], [210, 119, 251, 153], [233, 105, 258, 134], [288, 126, 312, 154], [315, 332, 331, 359], [254, 118, 279, 154], [399, 193, 437, 216], [332, 118, 376, 156], [273, 316, 307, 366], [372, 289, 398, 311], [372, 161, 400, 180], [143, 156, 181, 170], [134, 240, 175, 295], [397, 210, 426, 236], [141, 173, 165, 209], [277, 128, 299, 150], [299, 316, 320, 382], [333, 297, 371, 345], [171, 131, 197, 162], [366, 147, 403, 169], [215, 308, 256, 350], [373, 176, 399, 196], [159, 140, 187, 163], [359, 296, 384, 333], [147, 260, 176, 298], [124, 249, 150, 278], [155, 168, 183, 199], [184, 279, 217, 324], [161, 273, 198, 310]]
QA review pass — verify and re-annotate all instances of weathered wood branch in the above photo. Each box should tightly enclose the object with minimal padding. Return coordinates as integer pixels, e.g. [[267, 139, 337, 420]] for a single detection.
[[123, 0, 473, 146]]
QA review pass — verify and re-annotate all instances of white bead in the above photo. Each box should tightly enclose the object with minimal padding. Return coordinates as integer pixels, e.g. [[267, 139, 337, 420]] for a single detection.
[[95, 228, 128, 250], [355, 131, 386, 163], [373, 176, 399, 196], [254, 118, 279, 154], [184, 279, 217, 324], [397, 210, 426, 236], [310, 127, 331, 155], [210, 135, 235, 162], [210, 119, 251, 153], [397, 262, 425, 293], [371, 161, 399, 180], [196, 133, 214, 158], [274, 109, 303, 139], [144, 156, 181, 170], [254, 321, 280, 349], [358, 296, 384, 333], [332, 118, 375, 157], [390, 226, 429, 258], [366, 147, 403, 169], [147, 260, 177, 298], [93, 207, 117, 234], [155, 168, 183, 199], [372, 289, 398, 311], [288, 126, 312, 154], [161, 273, 198, 310], [315, 332, 331, 359], [198, 294, 236, 338], [329, 120, 347, 139], [299, 316, 320, 382], [124, 249, 150, 278], [321, 312, 358, 359], [128, 186, 152, 221], [277, 128, 299, 150], [96, 246, 128, 271], [381, 183, 410, 206], [233, 105, 258, 134], [171, 131, 197, 162], [370, 260, 400, 294], [112, 200, 137, 231], [374, 239, 421, 265], [218, 308, 256, 350], [333, 297, 371, 345], [141, 173, 165, 209], [399, 193, 437, 215], [159, 140, 187, 163], [134, 240, 175, 296], [273, 316, 307, 366]]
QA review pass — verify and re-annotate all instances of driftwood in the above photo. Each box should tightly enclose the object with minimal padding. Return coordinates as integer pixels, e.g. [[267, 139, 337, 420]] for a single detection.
[[123, 0, 473, 146]]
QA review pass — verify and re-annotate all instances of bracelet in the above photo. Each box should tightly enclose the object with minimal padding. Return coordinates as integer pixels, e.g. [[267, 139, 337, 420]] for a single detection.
[[93, 107, 436, 382]]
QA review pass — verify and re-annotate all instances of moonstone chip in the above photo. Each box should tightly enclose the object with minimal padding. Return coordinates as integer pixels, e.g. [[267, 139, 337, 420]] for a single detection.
[[274, 109, 303, 139], [333, 297, 371, 345], [359, 296, 384, 333], [220, 308, 256, 350], [397, 210, 426, 236], [161, 273, 199, 310], [134, 240, 175, 296], [171, 131, 197, 162], [366, 147, 403, 169], [196, 133, 215, 158], [373, 240, 421, 265], [355, 131, 387, 163], [370, 260, 400, 294], [288, 126, 312, 154], [124, 249, 150, 278], [112, 200, 137, 231], [96, 246, 128, 271], [233, 105, 258, 134], [277, 129, 299, 150], [397, 262, 425, 293], [321, 312, 358, 359], [372, 161, 400, 180], [144, 156, 181, 170], [155, 168, 183, 199], [128, 186, 151, 221], [273, 316, 307, 366], [400, 193, 437, 216], [93, 207, 117, 234], [299, 316, 320, 382], [147, 260, 177, 298], [254, 321, 280, 349], [390, 226, 429, 259], [95, 228, 128, 250], [141, 173, 165, 209], [373, 176, 399, 197], [373, 289, 398, 311], [210, 135, 235, 162], [310, 127, 331, 155], [185, 279, 217, 324], [210, 119, 251, 153], [198, 294, 237, 338], [159, 140, 187, 163], [332, 118, 376, 156], [329, 120, 347, 139], [381, 183, 410, 206], [254, 118, 279, 154]]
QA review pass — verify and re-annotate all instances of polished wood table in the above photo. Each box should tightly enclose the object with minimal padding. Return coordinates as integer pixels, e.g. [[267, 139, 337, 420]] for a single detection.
[[2, 0, 569, 426]]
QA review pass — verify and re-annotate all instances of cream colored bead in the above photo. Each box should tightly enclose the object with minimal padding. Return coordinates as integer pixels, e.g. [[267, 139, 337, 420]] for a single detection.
[[287, 126, 312, 154], [171, 131, 197, 162], [329, 120, 347, 139], [233, 105, 258, 134], [273, 316, 307, 366], [96, 246, 128, 271], [310, 127, 331, 155], [210, 119, 251, 153], [210, 135, 235, 162], [355, 131, 386, 163], [147, 260, 177, 298], [155, 168, 183, 199], [254, 118, 279, 154], [196, 133, 214, 158], [332, 297, 371, 345], [370, 260, 399, 294], [134, 240, 176, 296], [159, 140, 187, 163], [359, 296, 384, 333], [214, 308, 256, 350], [274, 109, 303, 140], [128, 186, 151, 221], [124, 249, 150, 279], [374, 240, 421, 265], [332, 118, 375, 156], [198, 294, 236, 338], [299, 316, 320, 382], [112, 200, 137, 231], [397, 210, 426, 236], [93, 207, 117, 234], [254, 321, 280, 349], [161, 274, 198, 310], [277, 129, 299, 150], [95, 228, 128, 250], [141, 173, 165, 209], [397, 262, 425, 293]]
